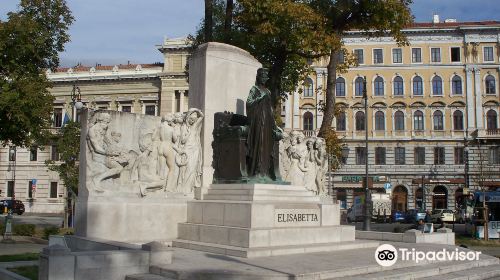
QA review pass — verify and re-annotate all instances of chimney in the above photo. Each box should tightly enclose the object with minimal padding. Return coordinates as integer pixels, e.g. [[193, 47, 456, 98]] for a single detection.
[[432, 14, 440, 24]]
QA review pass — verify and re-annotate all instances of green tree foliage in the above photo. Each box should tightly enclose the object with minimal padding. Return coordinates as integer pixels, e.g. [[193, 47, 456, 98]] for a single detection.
[[0, 0, 74, 147], [45, 120, 80, 196], [310, 0, 414, 138]]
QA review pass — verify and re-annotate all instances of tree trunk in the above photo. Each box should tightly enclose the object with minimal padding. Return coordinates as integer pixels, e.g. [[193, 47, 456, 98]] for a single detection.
[[204, 0, 213, 42], [224, 0, 234, 43], [318, 49, 338, 138]]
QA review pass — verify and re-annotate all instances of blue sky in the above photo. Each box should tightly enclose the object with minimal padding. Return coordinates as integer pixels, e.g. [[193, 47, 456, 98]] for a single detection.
[[1, 0, 499, 67]]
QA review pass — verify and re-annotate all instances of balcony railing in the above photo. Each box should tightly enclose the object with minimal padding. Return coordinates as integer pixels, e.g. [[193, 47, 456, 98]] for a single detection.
[[486, 129, 500, 136]]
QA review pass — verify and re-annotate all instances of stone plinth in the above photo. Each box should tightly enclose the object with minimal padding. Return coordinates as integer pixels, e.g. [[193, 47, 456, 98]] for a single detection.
[[75, 196, 187, 244], [188, 43, 262, 190], [174, 184, 355, 258]]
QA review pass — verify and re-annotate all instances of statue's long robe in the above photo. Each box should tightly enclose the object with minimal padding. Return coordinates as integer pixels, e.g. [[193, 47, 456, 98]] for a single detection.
[[246, 85, 276, 179]]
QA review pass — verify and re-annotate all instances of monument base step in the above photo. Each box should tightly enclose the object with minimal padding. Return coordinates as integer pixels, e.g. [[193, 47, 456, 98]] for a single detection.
[[126, 274, 174, 280], [172, 239, 379, 258]]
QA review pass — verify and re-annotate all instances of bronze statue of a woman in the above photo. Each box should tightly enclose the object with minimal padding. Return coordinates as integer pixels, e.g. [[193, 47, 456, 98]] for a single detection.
[[246, 68, 282, 181]]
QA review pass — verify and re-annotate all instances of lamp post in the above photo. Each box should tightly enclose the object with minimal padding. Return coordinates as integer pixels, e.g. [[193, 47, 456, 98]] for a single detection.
[[9, 147, 16, 202], [362, 76, 371, 231], [70, 84, 83, 120]]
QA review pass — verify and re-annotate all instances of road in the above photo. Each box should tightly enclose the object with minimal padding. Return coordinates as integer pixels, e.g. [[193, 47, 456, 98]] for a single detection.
[[1, 213, 63, 228]]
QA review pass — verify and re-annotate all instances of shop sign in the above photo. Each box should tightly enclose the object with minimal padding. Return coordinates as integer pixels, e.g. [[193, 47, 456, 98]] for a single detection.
[[342, 176, 387, 183]]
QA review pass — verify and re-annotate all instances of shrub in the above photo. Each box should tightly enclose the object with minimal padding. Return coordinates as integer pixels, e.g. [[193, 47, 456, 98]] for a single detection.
[[13, 224, 36, 236], [43, 226, 60, 240]]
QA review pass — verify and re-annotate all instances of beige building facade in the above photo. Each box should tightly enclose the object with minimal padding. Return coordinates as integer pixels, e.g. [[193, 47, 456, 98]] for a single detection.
[[284, 20, 500, 212]]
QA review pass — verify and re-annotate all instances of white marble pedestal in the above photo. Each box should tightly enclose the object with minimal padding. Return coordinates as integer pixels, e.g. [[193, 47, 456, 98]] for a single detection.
[[173, 184, 357, 258]]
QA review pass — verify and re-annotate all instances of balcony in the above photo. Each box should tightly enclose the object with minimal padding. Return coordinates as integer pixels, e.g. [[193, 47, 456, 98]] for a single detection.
[[478, 128, 500, 139]]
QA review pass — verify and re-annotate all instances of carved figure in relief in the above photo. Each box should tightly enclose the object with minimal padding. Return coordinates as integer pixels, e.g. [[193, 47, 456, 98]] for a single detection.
[[314, 138, 328, 196], [284, 131, 308, 186], [137, 132, 165, 196], [178, 108, 204, 193], [303, 138, 317, 192], [279, 132, 291, 180], [159, 114, 176, 192], [86, 113, 112, 192]]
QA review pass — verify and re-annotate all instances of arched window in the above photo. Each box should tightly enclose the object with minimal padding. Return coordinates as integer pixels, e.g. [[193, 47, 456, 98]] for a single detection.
[[393, 76, 404, 96], [375, 111, 385, 130], [433, 110, 444, 130], [355, 77, 364, 97], [355, 111, 365, 131], [414, 110, 424, 131], [336, 112, 346, 131], [394, 111, 405, 131], [374, 76, 384, 96], [485, 75, 496, 95], [452, 75, 462, 95], [432, 76, 443, 96], [413, 76, 423, 96], [303, 112, 314, 130], [336, 77, 346, 97], [453, 110, 464, 130], [303, 78, 314, 97], [487, 110, 498, 130]]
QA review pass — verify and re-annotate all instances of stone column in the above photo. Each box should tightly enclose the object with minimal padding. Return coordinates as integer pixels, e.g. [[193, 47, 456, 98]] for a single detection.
[[465, 67, 475, 130], [293, 89, 300, 129], [473, 67, 483, 129], [284, 93, 292, 129], [316, 71, 324, 127], [188, 42, 262, 193]]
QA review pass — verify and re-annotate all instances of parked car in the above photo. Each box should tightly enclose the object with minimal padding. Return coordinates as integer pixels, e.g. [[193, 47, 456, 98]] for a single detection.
[[405, 209, 426, 224], [0, 199, 25, 215], [391, 210, 406, 223], [431, 209, 454, 223]]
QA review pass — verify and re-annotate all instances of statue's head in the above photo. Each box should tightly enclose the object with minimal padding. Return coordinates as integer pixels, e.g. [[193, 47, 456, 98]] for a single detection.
[[314, 138, 325, 149], [186, 110, 198, 125], [174, 112, 184, 124], [97, 113, 111, 124], [256, 68, 269, 85], [306, 138, 315, 148], [110, 131, 121, 143], [162, 114, 174, 125]]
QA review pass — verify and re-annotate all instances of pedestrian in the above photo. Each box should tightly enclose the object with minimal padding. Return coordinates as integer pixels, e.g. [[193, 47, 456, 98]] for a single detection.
[[424, 210, 432, 223]]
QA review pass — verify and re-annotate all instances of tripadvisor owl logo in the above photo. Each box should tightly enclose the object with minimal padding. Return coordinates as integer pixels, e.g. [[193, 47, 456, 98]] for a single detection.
[[375, 244, 398, 267]]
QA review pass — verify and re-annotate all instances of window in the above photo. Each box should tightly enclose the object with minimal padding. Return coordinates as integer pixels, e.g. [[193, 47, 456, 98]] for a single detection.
[[28, 180, 33, 199], [355, 147, 366, 165], [413, 110, 424, 131], [336, 112, 346, 131], [335, 77, 346, 97], [392, 48, 402, 63], [303, 78, 314, 97], [487, 110, 498, 130], [413, 76, 423, 96], [453, 111, 464, 130], [303, 112, 314, 130], [355, 77, 364, 96], [354, 49, 364, 64], [374, 76, 384, 96], [121, 105, 131, 113], [431, 48, 441, 62], [8, 146, 16, 161], [489, 147, 500, 164], [355, 111, 365, 131], [434, 147, 445, 165], [145, 105, 156, 116], [414, 147, 426, 165], [336, 51, 345, 64], [452, 75, 462, 95], [485, 75, 496, 95], [50, 182, 58, 198], [454, 147, 464, 164], [51, 145, 59, 161], [175, 91, 181, 112], [373, 49, 383, 64], [375, 147, 386, 165], [433, 110, 444, 130], [451, 47, 461, 62], [395, 147, 406, 165], [484, 47, 494, 62], [412, 48, 422, 63], [394, 111, 405, 131], [432, 76, 443, 96], [393, 76, 404, 96], [30, 147, 37, 161], [7, 181, 14, 197], [53, 108, 63, 128], [375, 111, 385, 130]]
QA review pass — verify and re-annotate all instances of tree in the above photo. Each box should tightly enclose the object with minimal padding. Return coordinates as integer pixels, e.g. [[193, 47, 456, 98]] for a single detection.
[[224, 0, 234, 43], [45, 120, 80, 227], [309, 0, 414, 138], [0, 0, 74, 147], [204, 0, 214, 42]]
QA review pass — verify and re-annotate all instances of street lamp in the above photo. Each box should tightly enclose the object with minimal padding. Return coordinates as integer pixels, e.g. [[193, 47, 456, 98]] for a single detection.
[[362, 76, 371, 231], [9, 147, 16, 201], [71, 84, 83, 120]]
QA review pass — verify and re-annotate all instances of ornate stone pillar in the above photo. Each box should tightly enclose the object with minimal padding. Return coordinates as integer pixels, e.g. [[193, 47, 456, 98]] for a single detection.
[[316, 71, 324, 128], [284, 93, 292, 129], [473, 67, 483, 129]]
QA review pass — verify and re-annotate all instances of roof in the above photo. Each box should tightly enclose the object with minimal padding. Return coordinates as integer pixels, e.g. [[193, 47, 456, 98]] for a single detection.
[[54, 63, 163, 73], [409, 21, 500, 29]]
